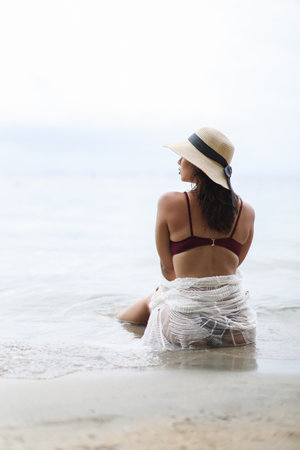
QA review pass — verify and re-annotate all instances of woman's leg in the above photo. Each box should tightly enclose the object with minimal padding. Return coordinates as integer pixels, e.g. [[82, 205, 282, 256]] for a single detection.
[[117, 293, 153, 325]]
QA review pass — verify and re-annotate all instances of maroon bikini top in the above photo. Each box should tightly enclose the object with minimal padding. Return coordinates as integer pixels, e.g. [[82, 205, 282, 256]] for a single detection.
[[170, 192, 243, 257]]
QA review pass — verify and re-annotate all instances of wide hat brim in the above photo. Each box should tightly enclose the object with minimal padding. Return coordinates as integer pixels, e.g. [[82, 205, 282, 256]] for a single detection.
[[164, 128, 234, 190]]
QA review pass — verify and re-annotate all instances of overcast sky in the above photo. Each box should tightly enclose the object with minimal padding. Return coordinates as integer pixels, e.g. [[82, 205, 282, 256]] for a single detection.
[[0, 0, 299, 173]]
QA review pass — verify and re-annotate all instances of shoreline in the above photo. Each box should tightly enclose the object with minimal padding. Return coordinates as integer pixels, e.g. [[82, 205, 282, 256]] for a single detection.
[[1, 367, 299, 449], [2, 341, 300, 380]]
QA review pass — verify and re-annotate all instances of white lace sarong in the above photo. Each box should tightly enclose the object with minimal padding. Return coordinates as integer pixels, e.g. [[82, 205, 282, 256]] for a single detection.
[[142, 272, 256, 350]]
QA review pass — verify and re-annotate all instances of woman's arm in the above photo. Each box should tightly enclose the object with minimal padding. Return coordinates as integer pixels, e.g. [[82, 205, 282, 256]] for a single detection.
[[238, 203, 255, 266], [117, 194, 176, 324], [238, 227, 254, 266], [155, 194, 176, 281]]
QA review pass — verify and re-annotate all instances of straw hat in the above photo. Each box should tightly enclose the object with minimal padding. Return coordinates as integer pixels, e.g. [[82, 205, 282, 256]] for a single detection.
[[164, 127, 235, 190]]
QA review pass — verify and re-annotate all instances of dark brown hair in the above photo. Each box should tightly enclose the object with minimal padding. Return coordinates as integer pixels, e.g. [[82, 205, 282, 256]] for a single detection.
[[192, 167, 237, 233]]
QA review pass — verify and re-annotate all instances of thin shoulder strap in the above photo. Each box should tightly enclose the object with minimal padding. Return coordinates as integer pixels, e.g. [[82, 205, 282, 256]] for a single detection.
[[184, 191, 194, 236], [230, 199, 243, 238]]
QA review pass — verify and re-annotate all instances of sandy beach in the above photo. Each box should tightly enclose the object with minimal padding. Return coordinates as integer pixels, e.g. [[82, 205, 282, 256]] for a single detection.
[[1, 363, 299, 450]]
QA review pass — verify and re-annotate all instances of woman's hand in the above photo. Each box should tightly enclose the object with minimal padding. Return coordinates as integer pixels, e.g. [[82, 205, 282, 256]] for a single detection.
[[160, 260, 176, 281]]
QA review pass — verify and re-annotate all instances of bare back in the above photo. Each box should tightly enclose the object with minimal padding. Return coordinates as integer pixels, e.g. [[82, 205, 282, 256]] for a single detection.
[[155, 190, 255, 280]]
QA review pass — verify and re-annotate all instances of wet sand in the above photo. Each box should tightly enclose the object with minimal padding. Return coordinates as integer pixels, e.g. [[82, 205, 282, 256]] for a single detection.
[[0, 367, 299, 450]]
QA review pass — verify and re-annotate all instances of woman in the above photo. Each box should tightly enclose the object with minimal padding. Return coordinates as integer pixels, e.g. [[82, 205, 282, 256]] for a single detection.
[[118, 127, 256, 349]]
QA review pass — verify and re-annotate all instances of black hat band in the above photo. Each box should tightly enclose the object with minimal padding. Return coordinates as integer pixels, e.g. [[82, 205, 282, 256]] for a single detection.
[[188, 133, 236, 209]]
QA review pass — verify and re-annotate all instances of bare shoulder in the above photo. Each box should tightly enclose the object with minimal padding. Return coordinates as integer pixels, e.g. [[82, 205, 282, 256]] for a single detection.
[[157, 191, 185, 211], [240, 199, 255, 222]]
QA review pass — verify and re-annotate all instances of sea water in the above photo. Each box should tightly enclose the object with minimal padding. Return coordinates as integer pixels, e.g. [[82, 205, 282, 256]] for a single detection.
[[0, 144, 299, 378]]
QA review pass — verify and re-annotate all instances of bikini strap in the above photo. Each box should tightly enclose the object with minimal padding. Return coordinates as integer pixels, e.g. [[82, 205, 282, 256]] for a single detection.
[[184, 191, 194, 236], [230, 199, 243, 238]]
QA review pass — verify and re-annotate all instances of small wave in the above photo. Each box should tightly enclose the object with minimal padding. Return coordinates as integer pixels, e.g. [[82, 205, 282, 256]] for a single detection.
[[277, 305, 300, 312], [255, 304, 300, 314], [0, 340, 160, 379]]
